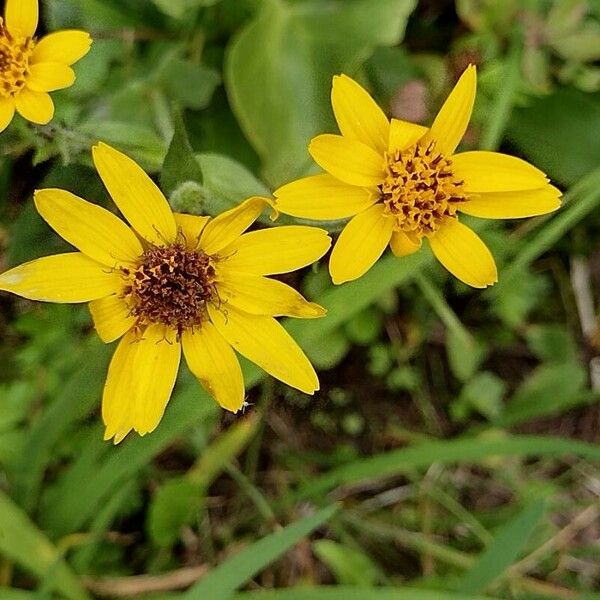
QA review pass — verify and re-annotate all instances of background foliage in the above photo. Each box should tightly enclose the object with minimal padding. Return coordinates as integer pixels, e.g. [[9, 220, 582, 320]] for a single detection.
[[1, 0, 599, 598]]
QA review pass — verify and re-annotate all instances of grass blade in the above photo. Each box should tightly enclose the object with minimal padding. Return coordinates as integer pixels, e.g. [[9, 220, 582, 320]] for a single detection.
[[457, 500, 546, 593], [0, 490, 90, 600], [297, 435, 600, 500], [183, 505, 338, 600], [233, 589, 499, 600]]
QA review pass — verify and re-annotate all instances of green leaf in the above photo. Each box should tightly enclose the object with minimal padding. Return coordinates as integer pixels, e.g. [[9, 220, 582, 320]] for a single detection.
[[457, 500, 546, 593], [508, 88, 600, 186], [182, 505, 338, 600], [297, 435, 600, 500], [525, 324, 578, 363], [446, 328, 487, 382], [77, 120, 166, 171], [0, 490, 90, 600], [304, 329, 350, 370], [312, 540, 381, 586], [147, 478, 201, 548], [158, 58, 221, 110], [498, 362, 588, 427], [196, 152, 271, 213], [225, 0, 417, 185], [152, 0, 222, 19], [161, 111, 204, 197], [452, 372, 506, 423]]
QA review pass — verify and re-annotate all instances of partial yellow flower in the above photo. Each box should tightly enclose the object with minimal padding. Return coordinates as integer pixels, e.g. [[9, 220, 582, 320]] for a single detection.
[[274, 66, 561, 288], [0, 0, 92, 132], [0, 143, 331, 443]]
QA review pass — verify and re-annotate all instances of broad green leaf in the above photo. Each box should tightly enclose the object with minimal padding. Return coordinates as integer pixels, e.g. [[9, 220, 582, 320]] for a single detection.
[[297, 435, 600, 500], [225, 0, 417, 185], [197, 153, 271, 211], [152, 0, 222, 19], [457, 500, 546, 593], [77, 120, 166, 171], [183, 505, 338, 600], [498, 362, 588, 427], [158, 58, 221, 110], [161, 111, 204, 197], [0, 490, 90, 600], [312, 540, 382, 586], [452, 372, 506, 423], [508, 88, 600, 186], [446, 328, 487, 382], [525, 324, 578, 363]]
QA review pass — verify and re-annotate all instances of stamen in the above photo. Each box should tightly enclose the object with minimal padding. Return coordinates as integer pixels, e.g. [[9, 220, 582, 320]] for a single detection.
[[379, 141, 467, 237], [0, 19, 35, 98], [121, 244, 216, 334]]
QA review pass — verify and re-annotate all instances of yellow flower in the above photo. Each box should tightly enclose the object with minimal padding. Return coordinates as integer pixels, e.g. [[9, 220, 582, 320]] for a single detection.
[[0, 0, 92, 132], [274, 66, 561, 288], [0, 143, 331, 443]]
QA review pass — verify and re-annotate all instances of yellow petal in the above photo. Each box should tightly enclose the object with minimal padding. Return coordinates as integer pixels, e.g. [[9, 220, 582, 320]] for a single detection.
[[31, 30, 92, 66], [103, 326, 181, 442], [219, 225, 331, 275], [102, 331, 136, 443], [34, 188, 143, 267], [5, 0, 38, 38], [14, 88, 53, 125], [208, 304, 318, 394], [199, 197, 268, 255], [26, 62, 75, 92], [426, 65, 477, 156], [216, 272, 326, 319], [428, 218, 497, 288], [390, 231, 422, 257], [329, 204, 393, 284], [89, 294, 135, 343], [0, 97, 15, 133], [452, 151, 549, 193], [274, 174, 377, 220], [388, 118, 428, 153], [182, 322, 244, 412], [174, 213, 210, 249], [309, 134, 385, 187], [331, 74, 389, 153], [459, 186, 562, 219], [92, 142, 177, 246], [0, 253, 121, 302]]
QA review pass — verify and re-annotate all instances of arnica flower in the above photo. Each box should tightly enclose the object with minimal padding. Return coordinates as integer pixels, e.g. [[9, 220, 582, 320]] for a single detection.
[[0, 143, 331, 443], [0, 0, 91, 132], [273, 66, 561, 288]]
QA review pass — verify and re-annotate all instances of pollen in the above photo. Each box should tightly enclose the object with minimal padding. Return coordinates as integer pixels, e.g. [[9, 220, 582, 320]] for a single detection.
[[0, 18, 35, 98], [122, 244, 216, 333], [379, 141, 467, 238]]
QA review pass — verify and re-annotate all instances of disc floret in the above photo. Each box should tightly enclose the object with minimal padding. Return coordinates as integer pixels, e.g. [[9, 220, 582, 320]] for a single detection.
[[122, 243, 216, 333], [379, 141, 467, 238], [0, 18, 35, 98]]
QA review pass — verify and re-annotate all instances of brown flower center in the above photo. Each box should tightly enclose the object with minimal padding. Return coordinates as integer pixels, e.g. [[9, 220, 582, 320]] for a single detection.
[[379, 141, 467, 237], [0, 19, 34, 98], [122, 244, 216, 333]]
